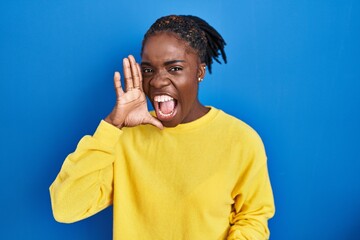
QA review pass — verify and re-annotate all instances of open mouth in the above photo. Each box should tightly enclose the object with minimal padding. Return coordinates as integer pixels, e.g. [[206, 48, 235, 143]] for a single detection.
[[153, 95, 178, 121]]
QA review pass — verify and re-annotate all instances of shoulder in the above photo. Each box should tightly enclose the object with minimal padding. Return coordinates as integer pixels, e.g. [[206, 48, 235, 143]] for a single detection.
[[213, 108, 265, 149], [121, 121, 160, 140]]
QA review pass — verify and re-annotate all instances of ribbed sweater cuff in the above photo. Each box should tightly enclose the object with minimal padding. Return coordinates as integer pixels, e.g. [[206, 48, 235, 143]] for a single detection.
[[93, 120, 122, 148]]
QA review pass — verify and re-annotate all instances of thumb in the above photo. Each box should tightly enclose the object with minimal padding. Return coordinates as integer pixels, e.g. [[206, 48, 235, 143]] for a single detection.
[[144, 115, 164, 130]]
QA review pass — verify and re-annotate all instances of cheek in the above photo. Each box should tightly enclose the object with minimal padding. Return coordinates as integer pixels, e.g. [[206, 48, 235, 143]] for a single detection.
[[180, 79, 199, 98], [142, 79, 150, 95]]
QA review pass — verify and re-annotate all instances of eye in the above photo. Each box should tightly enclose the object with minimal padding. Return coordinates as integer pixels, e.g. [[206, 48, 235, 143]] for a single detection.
[[169, 66, 183, 72], [142, 68, 153, 74]]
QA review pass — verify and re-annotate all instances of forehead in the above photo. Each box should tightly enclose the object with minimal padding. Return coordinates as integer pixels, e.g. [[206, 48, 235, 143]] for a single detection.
[[141, 32, 197, 62]]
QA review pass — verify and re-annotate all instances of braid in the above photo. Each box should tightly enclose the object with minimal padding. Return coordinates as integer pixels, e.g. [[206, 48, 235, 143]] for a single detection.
[[141, 15, 227, 74], [183, 15, 227, 73]]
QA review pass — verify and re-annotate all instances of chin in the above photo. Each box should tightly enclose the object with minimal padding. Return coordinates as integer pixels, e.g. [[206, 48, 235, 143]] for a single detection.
[[161, 121, 180, 128]]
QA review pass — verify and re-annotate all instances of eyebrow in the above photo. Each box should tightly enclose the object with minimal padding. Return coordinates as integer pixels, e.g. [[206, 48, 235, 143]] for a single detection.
[[141, 60, 186, 66]]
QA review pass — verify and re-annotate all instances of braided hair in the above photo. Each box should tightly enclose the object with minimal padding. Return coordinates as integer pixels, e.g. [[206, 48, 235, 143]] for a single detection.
[[141, 15, 227, 74]]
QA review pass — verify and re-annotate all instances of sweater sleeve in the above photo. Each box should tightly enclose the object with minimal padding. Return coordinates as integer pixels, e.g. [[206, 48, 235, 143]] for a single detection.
[[49, 120, 122, 223], [227, 136, 275, 240]]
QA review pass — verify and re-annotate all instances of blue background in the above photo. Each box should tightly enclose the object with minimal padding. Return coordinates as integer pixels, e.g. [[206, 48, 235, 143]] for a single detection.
[[1, 0, 359, 239]]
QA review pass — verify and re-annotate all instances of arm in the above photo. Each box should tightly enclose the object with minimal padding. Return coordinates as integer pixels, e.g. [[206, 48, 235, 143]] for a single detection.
[[49, 121, 121, 223], [50, 55, 162, 223], [227, 138, 275, 240]]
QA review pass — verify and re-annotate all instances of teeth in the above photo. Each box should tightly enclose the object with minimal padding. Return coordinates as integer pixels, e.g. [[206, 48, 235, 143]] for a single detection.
[[154, 95, 173, 102]]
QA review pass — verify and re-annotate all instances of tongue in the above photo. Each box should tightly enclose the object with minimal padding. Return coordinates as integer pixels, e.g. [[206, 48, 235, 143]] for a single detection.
[[159, 100, 175, 114]]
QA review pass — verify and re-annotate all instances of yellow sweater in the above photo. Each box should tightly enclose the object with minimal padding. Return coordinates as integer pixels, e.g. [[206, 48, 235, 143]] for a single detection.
[[50, 107, 275, 239]]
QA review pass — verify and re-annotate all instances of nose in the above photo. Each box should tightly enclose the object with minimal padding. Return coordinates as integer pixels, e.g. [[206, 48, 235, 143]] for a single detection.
[[149, 70, 171, 89]]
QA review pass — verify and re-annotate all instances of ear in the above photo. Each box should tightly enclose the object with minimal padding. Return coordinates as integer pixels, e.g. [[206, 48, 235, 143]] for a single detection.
[[197, 63, 206, 82]]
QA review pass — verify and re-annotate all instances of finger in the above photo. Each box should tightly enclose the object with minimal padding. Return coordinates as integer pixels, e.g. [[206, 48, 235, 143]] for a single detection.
[[136, 63, 144, 92], [113, 71, 124, 98], [128, 55, 140, 89], [123, 58, 133, 91]]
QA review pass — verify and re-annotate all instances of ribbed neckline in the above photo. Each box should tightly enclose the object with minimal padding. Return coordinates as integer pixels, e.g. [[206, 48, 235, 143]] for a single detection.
[[154, 106, 220, 133]]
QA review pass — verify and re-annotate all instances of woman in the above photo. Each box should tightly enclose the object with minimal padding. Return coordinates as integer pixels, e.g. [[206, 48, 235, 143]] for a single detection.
[[50, 15, 275, 239]]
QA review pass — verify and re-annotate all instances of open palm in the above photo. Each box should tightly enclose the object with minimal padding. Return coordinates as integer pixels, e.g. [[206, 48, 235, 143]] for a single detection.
[[105, 55, 163, 129]]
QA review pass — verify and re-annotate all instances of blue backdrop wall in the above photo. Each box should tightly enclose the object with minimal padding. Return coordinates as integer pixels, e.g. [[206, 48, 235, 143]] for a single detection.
[[1, 0, 359, 239]]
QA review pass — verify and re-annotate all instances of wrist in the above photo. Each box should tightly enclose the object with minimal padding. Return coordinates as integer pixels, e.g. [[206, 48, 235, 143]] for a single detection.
[[104, 115, 124, 129]]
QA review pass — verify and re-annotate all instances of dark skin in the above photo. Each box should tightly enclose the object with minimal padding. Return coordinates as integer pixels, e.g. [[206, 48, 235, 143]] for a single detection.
[[105, 32, 207, 129]]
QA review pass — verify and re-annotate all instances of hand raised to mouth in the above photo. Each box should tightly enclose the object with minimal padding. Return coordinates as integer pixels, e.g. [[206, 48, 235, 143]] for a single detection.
[[104, 55, 163, 129]]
